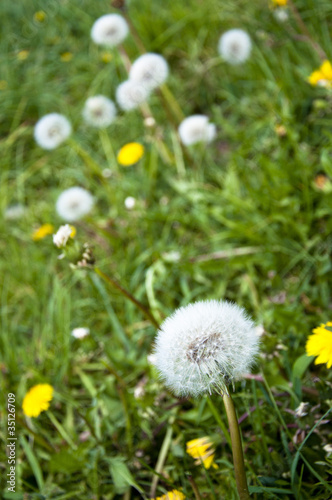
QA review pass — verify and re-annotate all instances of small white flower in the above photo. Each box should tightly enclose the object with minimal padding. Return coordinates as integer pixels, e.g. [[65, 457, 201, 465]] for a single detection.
[[294, 402, 309, 418], [274, 8, 289, 23], [102, 168, 113, 178], [56, 187, 94, 222], [82, 95, 117, 128], [53, 224, 73, 248], [323, 444, 332, 456], [154, 300, 259, 397], [218, 29, 252, 65], [91, 14, 129, 47], [34, 113, 72, 150], [124, 196, 136, 209], [144, 116, 156, 127], [4, 204, 25, 220], [129, 53, 169, 91], [178, 115, 216, 146], [71, 327, 90, 339], [116, 80, 150, 111], [162, 250, 181, 263]]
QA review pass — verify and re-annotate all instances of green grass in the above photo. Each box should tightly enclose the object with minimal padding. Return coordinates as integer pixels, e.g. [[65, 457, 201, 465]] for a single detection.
[[1, 0, 332, 498]]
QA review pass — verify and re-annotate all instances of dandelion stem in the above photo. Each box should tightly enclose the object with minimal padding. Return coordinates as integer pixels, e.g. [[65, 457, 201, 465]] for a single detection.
[[222, 392, 250, 500], [150, 419, 174, 498], [94, 267, 160, 328], [188, 475, 202, 500]]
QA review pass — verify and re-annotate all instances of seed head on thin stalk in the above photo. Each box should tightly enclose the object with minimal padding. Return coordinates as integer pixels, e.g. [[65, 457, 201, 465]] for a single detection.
[[178, 115, 216, 146], [34, 113, 72, 150], [218, 29, 252, 65], [129, 53, 169, 91], [56, 187, 94, 222], [154, 300, 259, 397], [90, 14, 129, 47], [116, 79, 150, 111], [82, 95, 117, 128]]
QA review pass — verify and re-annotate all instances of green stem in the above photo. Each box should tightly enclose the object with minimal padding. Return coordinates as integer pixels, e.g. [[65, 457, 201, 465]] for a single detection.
[[47, 411, 77, 450], [188, 475, 202, 500], [222, 393, 250, 500], [94, 267, 160, 329], [99, 129, 118, 172], [150, 420, 174, 498]]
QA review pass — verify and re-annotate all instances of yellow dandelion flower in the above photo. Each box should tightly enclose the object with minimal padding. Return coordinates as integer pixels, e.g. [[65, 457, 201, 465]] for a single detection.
[[17, 50, 29, 61], [117, 142, 144, 166], [306, 322, 332, 368], [272, 0, 287, 6], [308, 60, 332, 88], [22, 384, 54, 417], [186, 436, 218, 469], [101, 52, 113, 63], [34, 10, 46, 22], [61, 52, 73, 62], [153, 490, 185, 500], [32, 223, 54, 241]]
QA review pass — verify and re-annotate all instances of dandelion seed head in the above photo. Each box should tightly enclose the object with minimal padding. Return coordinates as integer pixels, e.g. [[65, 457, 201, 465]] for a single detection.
[[4, 204, 25, 220], [56, 187, 94, 222], [116, 80, 150, 111], [82, 95, 117, 128], [154, 300, 259, 397], [124, 196, 136, 209], [178, 115, 216, 146], [273, 8, 289, 22], [71, 327, 90, 339], [218, 29, 252, 65], [129, 53, 169, 91], [34, 113, 72, 150], [91, 14, 129, 47]]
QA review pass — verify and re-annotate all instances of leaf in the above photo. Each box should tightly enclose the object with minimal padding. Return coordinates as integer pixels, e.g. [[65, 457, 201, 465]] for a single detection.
[[249, 486, 294, 494], [108, 457, 143, 494], [20, 435, 44, 491], [292, 354, 313, 381]]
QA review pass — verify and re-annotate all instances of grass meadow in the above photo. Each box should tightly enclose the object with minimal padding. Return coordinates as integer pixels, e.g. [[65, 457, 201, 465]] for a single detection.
[[1, 0, 332, 498]]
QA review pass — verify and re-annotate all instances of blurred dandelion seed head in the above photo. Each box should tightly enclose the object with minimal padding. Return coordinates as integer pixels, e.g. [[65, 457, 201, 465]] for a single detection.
[[56, 187, 94, 222], [129, 53, 169, 91], [124, 196, 136, 209], [4, 204, 25, 220], [116, 80, 150, 111], [178, 115, 216, 146], [91, 14, 129, 47], [273, 8, 289, 22], [71, 327, 90, 339], [154, 300, 259, 397], [82, 95, 117, 128], [218, 29, 252, 65], [34, 113, 72, 150]]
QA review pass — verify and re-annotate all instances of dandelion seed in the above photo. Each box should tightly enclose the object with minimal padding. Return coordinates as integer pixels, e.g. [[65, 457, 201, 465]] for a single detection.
[[82, 95, 117, 128], [34, 113, 72, 150], [306, 321, 332, 368], [32, 223, 54, 241], [294, 402, 309, 418], [218, 29, 252, 65], [186, 436, 218, 469], [308, 61, 332, 88], [91, 14, 129, 47], [56, 187, 94, 222], [129, 53, 169, 91], [154, 300, 259, 397], [117, 142, 144, 166], [71, 327, 90, 339], [124, 196, 136, 209], [4, 204, 25, 220], [178, 115, 216, 146], [116, 79, 150, 111], [22, 384, 54, 418], [53, 224, 76, 248], [273, 8, 289, 22]]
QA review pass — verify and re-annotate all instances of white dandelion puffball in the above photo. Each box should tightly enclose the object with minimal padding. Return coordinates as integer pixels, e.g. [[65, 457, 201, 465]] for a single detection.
[[56, 187, 94, 222], [154, 300, 260, 397], [71, 327, 90, 339], [53, 224, 72, 248], [82, 95, 117, 128], [4, 204, 25, 220], [178, 115, 216, 146], [218, 29, 252, 65], [91, 14, 129, 47], [34, 113, 72, 150], [116, 79, 150, 111], [124, 196, 136, 209], [129, 53, 169, 91], [274, 8, 289, 23]]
